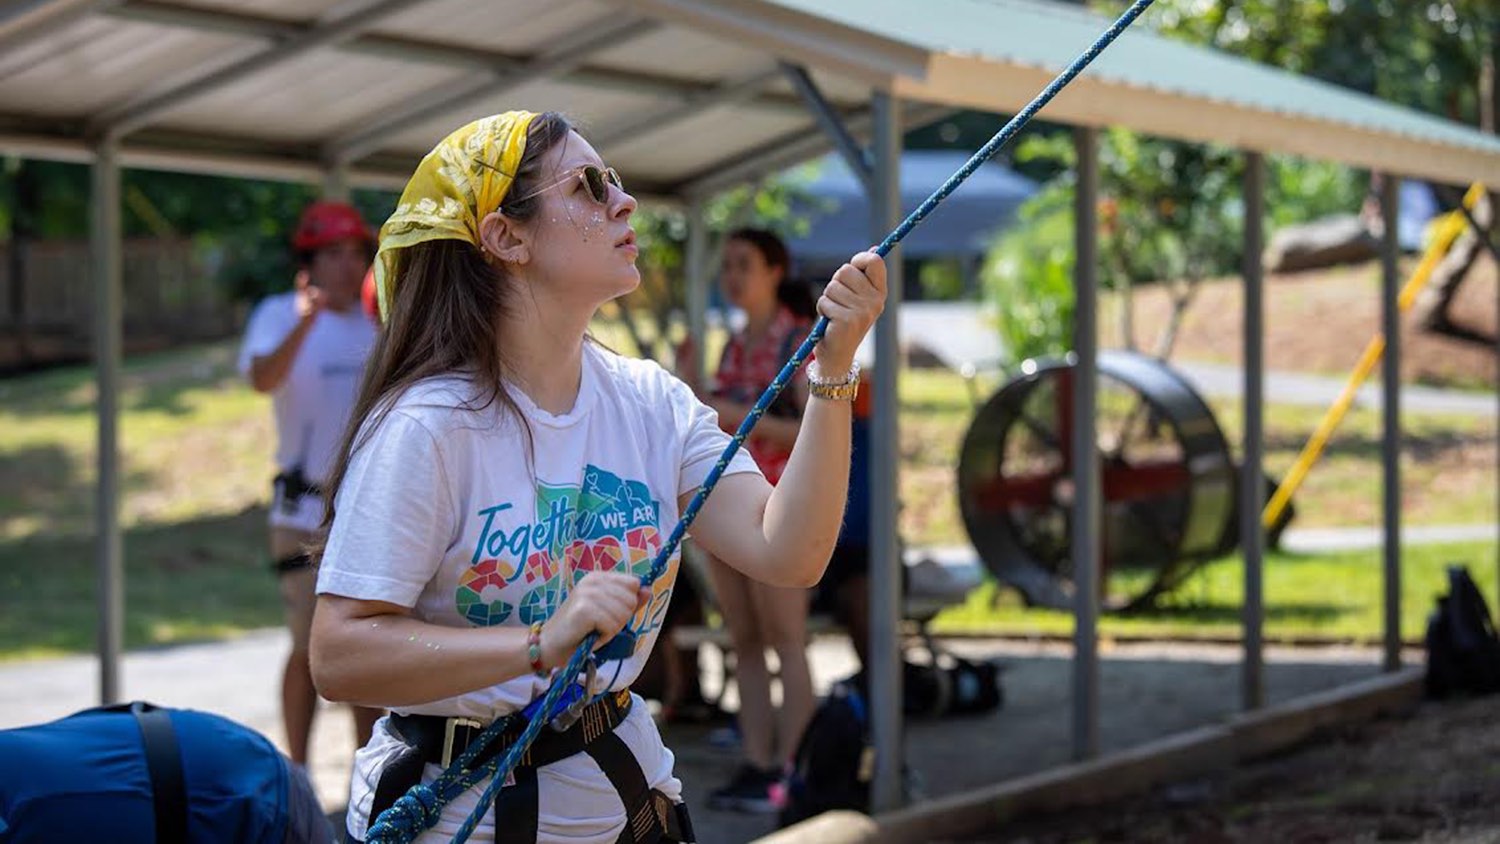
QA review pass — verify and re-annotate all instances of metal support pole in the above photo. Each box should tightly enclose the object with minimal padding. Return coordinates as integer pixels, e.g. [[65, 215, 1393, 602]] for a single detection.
[[322, 165, 350, 201], [684, 195, 708, 386], [1380, 175, 1402, 672], [868, 89, 905, 813], [1071, 126, 1100, 761], [781, 62, 874, 193], [93, 138, 123, 705], [1241, 151, 1266, 712], [1494, 194, 1500, 615]]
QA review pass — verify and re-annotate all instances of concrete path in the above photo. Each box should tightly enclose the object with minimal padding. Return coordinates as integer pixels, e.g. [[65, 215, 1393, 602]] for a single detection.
[[0, 629, 1404, 844], [882, 301, 1496, 417], [1172, 361, 1496, 417], [1279, 522, 1498, 554]]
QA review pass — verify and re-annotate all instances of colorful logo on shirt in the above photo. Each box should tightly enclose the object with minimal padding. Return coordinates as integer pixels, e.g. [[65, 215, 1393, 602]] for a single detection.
[[454, 465, 676, 651], [455, 558, 518, 626]]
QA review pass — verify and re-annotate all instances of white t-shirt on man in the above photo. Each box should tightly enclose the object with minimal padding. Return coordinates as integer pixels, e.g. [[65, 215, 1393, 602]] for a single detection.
[[317, 343, 762, 843], [237, 292, 377, 532]]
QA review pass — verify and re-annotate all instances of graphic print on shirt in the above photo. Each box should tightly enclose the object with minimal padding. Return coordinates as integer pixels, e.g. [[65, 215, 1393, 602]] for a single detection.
[[454, 464, 675, 654]]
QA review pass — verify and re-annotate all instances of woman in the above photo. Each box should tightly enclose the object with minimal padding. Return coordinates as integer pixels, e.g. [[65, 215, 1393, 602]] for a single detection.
[[308, 111, 884, 844], [687, 229, 824, 814]]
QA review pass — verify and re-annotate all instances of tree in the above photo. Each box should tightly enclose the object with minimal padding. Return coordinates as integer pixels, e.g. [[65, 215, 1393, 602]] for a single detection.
[[1096, 0, 1498, 130], [0, 157, 399, 304], [985, 0, 1490, 365]]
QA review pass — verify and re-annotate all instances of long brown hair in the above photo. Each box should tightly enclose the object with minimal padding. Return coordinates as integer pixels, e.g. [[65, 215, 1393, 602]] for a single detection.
[[314, 112, 573, 557]]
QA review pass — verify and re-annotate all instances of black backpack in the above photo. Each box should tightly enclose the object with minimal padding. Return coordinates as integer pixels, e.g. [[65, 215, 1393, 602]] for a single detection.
[[842, 654, 1005, 719], [899, 654, 1004, 718], [1425, 564, 1500, 698], [777, 683, 876, 828]]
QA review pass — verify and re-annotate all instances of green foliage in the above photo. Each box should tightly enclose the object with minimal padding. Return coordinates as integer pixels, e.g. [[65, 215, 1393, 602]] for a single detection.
[[932, 539, 1500, 643], [0, 157, 400, 304], [977, 0, 1488, 362], [1265, 157, 1364, 229], [917, 258, 968, 301], [982, 181, 1076, 362], [982, 123, 1370, 364], [1103, 0, 1498, 128]]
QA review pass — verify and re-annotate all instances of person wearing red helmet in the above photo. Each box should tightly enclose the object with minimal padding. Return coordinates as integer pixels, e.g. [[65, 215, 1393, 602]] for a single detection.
[[237, 200, 382, 771]]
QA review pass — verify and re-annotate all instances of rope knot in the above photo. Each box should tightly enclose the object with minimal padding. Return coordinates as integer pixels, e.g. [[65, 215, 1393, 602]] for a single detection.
[[366, 785, 443, 844]]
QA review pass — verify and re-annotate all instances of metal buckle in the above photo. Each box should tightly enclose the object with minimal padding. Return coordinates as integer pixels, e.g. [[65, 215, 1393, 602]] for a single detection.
[[549, 661, 599, 733], [441, 717, 484, 768]]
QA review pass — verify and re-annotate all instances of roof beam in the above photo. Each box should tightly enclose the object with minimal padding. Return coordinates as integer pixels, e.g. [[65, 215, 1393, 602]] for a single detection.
[[90, 0, 420, 141], [108, 0, 290, 39], [602, 0, 926, 84], [0, 0, 120, 57], [103, 2, 867, 123], [113, 1, 634, 86], [324, 15, 659, 166], [1, 0, 69, 27], [781, 61, 873, 193], [0, 117, 675, 200], [588, 66, 780, 151], [679, 101, 953, 199]]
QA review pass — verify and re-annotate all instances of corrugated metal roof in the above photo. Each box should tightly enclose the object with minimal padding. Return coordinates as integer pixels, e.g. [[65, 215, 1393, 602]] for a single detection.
[[0, 0, 1494, 194], [775, 0, 1500, 156], [751, 0, 1500, 183]]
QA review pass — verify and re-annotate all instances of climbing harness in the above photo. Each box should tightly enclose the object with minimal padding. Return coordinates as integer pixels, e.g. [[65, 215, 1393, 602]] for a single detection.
[[367, 1, 1157, 840]]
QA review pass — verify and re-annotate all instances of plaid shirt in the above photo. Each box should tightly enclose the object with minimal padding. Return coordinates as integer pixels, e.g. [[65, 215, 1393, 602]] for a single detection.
[[712, 307, 812, 484]]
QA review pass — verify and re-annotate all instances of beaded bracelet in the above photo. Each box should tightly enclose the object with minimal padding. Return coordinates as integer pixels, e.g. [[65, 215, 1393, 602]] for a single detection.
[[527, 621, 546, 677]]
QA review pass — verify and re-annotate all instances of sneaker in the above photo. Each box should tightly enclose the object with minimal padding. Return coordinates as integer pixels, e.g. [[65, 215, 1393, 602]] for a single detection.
[[707, 765, 781, 814]]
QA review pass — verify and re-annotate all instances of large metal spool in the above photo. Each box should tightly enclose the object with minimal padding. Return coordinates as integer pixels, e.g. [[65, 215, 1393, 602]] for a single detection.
[[957, 350, 1280, 611]]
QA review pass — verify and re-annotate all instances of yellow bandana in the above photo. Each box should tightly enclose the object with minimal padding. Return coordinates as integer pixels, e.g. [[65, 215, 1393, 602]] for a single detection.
[[373, 110, 539, 321]]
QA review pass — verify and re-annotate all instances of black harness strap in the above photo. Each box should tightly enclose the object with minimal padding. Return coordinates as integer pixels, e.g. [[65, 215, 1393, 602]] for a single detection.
[[584, 732, 656, 844], [367, 691, 694, 843], [368, 742, 427, 831], [491, 765, 540, 844], [130, 702, 188, 844]]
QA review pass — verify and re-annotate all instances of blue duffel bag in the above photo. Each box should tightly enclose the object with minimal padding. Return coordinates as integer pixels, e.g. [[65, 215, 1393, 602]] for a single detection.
[[0, 701, 330, 843]]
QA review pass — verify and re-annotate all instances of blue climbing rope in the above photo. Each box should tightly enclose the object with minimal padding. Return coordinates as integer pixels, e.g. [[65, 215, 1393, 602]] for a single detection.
[[367, 0, 1156, 840]]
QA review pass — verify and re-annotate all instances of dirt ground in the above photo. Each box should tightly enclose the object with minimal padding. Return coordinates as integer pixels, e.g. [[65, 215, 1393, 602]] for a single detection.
[[1116, 254, 1499, 390], [962, 694, 1500, 844]]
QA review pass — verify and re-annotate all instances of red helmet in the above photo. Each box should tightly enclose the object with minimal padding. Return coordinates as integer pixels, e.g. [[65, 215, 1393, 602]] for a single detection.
[[292, 201, 374, 252]]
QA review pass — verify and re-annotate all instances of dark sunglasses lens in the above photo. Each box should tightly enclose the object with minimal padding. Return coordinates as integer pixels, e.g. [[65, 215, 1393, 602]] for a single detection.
[[582, 166, 609, 203]]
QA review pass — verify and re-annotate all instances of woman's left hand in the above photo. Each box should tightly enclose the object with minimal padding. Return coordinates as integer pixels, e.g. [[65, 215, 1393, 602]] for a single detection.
[[814, 250, 886, 376]]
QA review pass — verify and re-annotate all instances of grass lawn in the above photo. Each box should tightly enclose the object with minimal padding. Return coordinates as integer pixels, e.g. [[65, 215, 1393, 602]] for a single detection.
[[0, 338, 1495, 659], [898, 368, 1497, 546], [931, 539, 1500, 645]]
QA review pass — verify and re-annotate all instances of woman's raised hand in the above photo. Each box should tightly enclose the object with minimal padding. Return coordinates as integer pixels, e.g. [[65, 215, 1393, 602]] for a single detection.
[[814, 251, 886, 375]]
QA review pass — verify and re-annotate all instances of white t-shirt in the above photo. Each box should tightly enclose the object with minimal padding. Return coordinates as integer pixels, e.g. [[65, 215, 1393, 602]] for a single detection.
[[317, 343, 762, 843], [237, 293, 377, 532]]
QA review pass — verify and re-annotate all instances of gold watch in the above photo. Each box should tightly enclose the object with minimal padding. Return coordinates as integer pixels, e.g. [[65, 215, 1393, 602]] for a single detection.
[[808, 360, 861, 402]]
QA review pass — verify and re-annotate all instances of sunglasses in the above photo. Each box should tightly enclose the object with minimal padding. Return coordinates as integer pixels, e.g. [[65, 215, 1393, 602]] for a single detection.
[[507, 164, 625, 206]]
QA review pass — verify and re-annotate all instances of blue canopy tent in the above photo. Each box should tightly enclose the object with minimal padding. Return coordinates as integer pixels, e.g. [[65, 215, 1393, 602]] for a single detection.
[[783, 149, 1036, 295]]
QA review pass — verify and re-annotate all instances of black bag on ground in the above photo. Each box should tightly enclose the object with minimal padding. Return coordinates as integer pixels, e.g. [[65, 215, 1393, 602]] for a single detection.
[[844, 654, 1004, 719], [1425, 564, 1500, 698], [900, 654, 1004, 718], [777, 683, 875, 828]]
